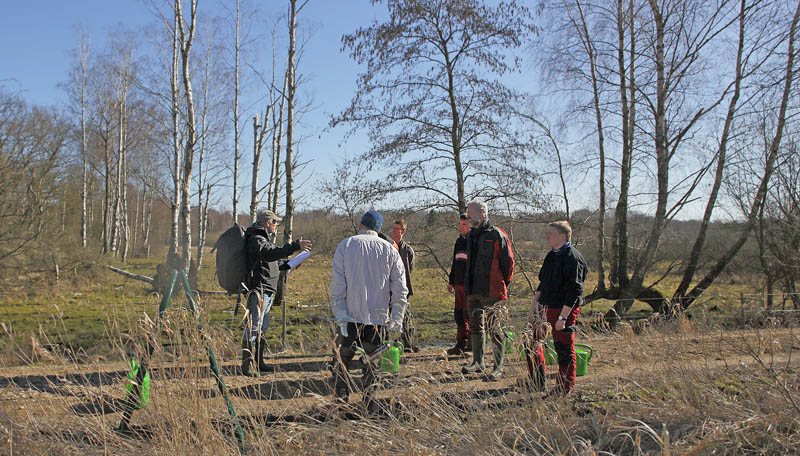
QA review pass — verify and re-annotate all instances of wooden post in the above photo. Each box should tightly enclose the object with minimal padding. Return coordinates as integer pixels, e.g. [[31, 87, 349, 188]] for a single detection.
[[282, 273, 287, 348], [740, 292, 745, 322]]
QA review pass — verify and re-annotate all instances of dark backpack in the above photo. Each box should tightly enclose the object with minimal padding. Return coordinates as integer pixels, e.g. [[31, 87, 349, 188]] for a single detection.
[[214, 223, 249, 294]]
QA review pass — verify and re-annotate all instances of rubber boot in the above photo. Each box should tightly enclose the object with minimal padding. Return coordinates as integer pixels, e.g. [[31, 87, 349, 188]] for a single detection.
[[241, 340, 255, 377], [486, 335, 505, 381], [461, 333, 485, 374], [446, 345, 464, 356], [257, 339, 272, 372]]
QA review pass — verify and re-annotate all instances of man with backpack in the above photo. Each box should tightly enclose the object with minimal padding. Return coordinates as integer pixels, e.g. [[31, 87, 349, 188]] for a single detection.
[[241, 209, 312, 376]]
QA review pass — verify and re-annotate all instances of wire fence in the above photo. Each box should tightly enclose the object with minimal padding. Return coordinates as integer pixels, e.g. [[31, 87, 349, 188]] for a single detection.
[[410, 291, 800, 329]]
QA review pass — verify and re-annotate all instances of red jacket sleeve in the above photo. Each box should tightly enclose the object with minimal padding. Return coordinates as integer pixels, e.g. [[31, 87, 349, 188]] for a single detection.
[[496, 227, 514, 284]]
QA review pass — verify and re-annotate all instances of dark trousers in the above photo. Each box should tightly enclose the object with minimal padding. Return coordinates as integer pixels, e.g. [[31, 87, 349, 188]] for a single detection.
[[467, 294, 504, 345], [401, 302, 416, 349], [454, 285, 470, 349], [331, 323, 385, 401], [528, 305, 580, 391]]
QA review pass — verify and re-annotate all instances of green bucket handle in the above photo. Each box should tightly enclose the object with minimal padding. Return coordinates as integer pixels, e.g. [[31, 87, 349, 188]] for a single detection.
[[575, 343, 593, 363]]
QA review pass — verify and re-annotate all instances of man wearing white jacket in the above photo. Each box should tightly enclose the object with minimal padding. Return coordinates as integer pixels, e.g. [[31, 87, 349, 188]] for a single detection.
[[330, 210, 408, 403]]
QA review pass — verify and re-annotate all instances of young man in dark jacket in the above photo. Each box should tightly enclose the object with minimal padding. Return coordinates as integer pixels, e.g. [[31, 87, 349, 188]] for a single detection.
[[241, 209, 312, 376], [461, 200, 515, 381], [392, 219, 418, 352], [446, 214, 472, 355], [527, 221, 587, 395]]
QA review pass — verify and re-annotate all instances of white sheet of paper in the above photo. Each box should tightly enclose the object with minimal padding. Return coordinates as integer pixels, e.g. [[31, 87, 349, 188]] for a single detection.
[[287, 250, 311, 271]]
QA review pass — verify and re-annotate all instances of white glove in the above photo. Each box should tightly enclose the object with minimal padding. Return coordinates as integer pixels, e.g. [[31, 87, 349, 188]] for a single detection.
[[337, 321, 349, 338], [388, 321, 402, 339]]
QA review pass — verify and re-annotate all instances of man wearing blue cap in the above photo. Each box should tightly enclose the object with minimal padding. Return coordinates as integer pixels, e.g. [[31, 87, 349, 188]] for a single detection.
[[329, 210, 409, 403]]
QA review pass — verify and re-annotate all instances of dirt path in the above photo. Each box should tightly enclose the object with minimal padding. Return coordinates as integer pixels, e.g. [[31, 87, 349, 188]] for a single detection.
[[2, 327, 798, 436]]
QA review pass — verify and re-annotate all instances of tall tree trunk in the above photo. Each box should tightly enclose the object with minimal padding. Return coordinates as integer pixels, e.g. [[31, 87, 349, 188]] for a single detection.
[[610, 0, 631, 289], [284, 0, 297, 244], [177, 0, 198, 274], [132, 188, 140, 257], [169, 11, 181, 260], [672, 0, 747, 306], [79, 34, 89, 248], [271, 70, 288, 213], [198, 184, 211, 270], [61, 182, 67, 233], [101, 131, 110, 254], [442, 43, 465, 214], [251, 107, 273, 223], [142, 185, 153, 258], [121, 140, 129, 263], [110, 145, 121, 257], [275, 0, 302, 348], [232, 0, 241, 226], [196, 27, 212, 272], [573, 0, 607, 291], [118, 63, 131, 263], [681, 0, 800, 309], [609, 0, 670, 319], [266, 43, 280, 211], [250, 115, 261, 224]]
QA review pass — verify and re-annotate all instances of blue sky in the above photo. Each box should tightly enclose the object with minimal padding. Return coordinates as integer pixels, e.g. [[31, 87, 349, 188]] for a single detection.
[[0, 0, 394, 211], [2, 1, 707, 221]]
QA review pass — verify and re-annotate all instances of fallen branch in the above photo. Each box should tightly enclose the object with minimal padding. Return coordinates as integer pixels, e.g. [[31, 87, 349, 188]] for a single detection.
[[105, 264, 228, 296], [198, 290, 229, 296], [105, 264, 154, 284]]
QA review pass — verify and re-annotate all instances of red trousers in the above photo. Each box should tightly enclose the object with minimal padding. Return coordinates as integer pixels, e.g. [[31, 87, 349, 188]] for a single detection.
[[528, 305, 580, 391], [454, 285, 470, 349]]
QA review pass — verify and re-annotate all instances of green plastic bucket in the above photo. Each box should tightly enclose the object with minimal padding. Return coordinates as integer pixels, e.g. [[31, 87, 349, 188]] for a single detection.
[[125, 359, 151, 409], [575, 343, 593, 377], [380, 341, 404, 374], [543, 340, 593, 377]]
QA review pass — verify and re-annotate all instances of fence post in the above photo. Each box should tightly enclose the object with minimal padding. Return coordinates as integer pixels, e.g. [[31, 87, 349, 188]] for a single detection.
[[740, 292, 745, 323]]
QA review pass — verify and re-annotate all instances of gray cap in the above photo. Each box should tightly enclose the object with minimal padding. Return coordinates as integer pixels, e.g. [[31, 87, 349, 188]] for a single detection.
[[256, 209, 282, 224]]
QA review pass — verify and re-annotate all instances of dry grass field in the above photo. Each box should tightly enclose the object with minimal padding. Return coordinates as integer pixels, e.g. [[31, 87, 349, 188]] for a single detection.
[[1, 251, 798, 455]]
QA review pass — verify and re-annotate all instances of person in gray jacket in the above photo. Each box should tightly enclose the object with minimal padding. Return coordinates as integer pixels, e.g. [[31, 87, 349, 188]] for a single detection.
[[330, 210, 408, 403]]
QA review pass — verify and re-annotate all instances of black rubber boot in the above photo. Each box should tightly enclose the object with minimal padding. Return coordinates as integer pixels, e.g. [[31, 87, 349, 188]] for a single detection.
[[257, 339, 273, 372], [446, 345, 465, 356], [241, 340, 255, 377], [462, 333, 485, 374]]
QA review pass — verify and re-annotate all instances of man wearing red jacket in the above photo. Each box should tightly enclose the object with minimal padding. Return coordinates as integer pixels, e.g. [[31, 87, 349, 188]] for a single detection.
[[461, 199, 515, 381]]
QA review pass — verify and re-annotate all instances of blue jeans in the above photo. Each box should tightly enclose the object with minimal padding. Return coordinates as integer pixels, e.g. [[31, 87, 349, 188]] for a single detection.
[[242, 290, 274, 344]]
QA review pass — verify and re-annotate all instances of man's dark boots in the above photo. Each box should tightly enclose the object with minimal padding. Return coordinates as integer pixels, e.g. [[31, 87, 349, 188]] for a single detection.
[[257, 339, 272, 372]]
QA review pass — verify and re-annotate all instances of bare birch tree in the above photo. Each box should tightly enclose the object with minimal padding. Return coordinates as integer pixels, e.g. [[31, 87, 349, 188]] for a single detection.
[[334, 0, 538, 213]]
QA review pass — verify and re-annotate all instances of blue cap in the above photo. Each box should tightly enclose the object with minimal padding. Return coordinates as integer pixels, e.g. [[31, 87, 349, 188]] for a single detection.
[[360, 210, 383, 232]]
